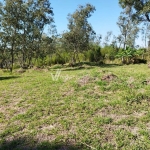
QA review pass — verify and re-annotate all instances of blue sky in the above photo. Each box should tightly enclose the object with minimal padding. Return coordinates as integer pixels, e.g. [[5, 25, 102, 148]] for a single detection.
[[50, 0, 144, 47], [50, 0, 122, 36], [0, 0, 143, 46]]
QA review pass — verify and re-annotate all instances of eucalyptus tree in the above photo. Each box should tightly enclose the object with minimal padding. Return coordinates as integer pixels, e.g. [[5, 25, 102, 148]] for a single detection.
[[0, 0, 54, 70], [111, 35, 118, 47], [117, 6, 139, 49], [117, 35, 124, 49], [0, 0, 24, 71], [20, 0, 54, 66], [40, 28, 58, 66], [103, 31, 113, 46], [29, 0, 54, 61], [141, 22, 150, 48], [0, 32, 8, 68], [61, 3, 96, 65], [119, 0, 150, 22]]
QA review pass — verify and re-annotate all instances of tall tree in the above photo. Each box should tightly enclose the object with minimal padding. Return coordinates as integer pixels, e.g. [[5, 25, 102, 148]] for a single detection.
[[117, 6, 139, 49], [0, 0, 54, 70], [141, 22, 150, 48], [103, 31, 113, 46], [0, 0, 24, 71], [20, 0, 54, 66], [119, 0, 150, 22], [61, 3, 96, 65]]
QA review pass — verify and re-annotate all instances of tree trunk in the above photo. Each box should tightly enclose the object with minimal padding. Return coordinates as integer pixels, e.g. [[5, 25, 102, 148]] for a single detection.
[[124, 33, 127, 50], [76, 52, 80, 63], [10, 43, 14, 72]]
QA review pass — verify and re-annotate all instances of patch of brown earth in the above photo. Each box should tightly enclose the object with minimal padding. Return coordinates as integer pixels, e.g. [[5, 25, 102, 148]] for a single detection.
[[78, 76, 95, 86], [132, 111, 147, 118], [16, 68, 26, 74], [101, 73, 118, 82], [142, 79, 150, 85], [98, 70, 107, 73], [33, 66, 43, 71], [62, 88, 74, 97], [146, 122, 150, 131], [36, 133, 56, 143], [95, 107, 146, 122], [103, 124, 139, 135], [148, 62, 150, 68], [127, 77, 135, 88], [38, 125, 55, 131]]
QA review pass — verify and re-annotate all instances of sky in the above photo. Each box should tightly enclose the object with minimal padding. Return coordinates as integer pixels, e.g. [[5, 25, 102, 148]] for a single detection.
[[50, 0, 144, 47], [50, 0, 122, 36], [0, 0, 144, 46]]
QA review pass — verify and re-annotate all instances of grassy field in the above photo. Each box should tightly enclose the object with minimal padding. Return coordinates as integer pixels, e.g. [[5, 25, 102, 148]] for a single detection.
[[0, 64, 150, 150]]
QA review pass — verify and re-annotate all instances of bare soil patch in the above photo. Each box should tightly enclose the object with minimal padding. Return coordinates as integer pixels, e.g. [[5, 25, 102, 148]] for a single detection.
[[78, 76, 95, 86], [101, 73, 118, 82]]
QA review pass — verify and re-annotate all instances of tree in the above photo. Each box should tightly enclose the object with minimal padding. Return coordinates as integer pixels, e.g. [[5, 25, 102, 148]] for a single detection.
[[116, 35, 124, 49], [116, 47, 146, 64], [20, 0, 54, 66], [40, 28, 57, 66], [61, 3, 96, 65], [117, 6, 139, 49], [87, 44, 102, 62], [103, 31, 113, 46], [0, 0, 54, 71], [119, 0, 150, 22], [141, 22, 150, 48], [101, 45, 118, 61], [0, 0, 25, 71]]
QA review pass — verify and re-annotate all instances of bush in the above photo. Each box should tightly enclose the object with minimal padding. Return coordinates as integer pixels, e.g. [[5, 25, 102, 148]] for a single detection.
[[101, 46, 117, 60], [133, 59, 147, 64], [88, 50, 95, 62], [87, 45, 102, 62]]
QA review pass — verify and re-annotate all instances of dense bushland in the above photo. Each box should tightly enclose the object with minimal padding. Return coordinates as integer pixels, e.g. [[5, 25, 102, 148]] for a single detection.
[[0, 0, 150, 71]]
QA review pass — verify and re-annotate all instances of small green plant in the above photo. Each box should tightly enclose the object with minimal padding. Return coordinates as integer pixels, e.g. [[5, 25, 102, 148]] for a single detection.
[[125, 93, 150, 104], [94, 116, 113, 125]]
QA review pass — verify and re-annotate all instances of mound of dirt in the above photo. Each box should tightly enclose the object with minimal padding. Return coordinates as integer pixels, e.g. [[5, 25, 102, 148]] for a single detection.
[[98, 70, 107, 73], [32, 66, 49, 72], [16, 68, 26, 73], [127, 77, 135, 88], [78, 76, 95, 86], [33, 66, 42, 71], [142, 79, 150, 85], [101, 73, 118, 82], [148, 62, 150, 68], [62, 88, 74, 97]]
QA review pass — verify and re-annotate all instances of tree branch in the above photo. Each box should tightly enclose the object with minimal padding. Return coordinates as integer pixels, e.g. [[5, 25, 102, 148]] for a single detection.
[[145, 13, 150, 22]]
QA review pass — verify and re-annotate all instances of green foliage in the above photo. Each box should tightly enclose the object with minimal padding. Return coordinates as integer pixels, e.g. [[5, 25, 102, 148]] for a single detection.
[[119, 0, 150, 22], [61, 3, 96, 64], [117, 6, 139, 49], [116, 47, 146, 64], [87, 45, 102, 62], [0, 0, 54, 71], [0, 0, 149, 69], [95, 116, 113, 125], [101, 45, 117, 60]]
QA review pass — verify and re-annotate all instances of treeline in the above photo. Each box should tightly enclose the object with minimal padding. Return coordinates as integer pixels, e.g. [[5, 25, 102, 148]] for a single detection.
[[0, 0, 150, 71]]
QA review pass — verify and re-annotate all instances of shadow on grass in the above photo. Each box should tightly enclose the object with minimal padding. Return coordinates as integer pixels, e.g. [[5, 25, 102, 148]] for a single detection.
[[0, 136, 84, 150], [100, 64, 123, 68], [62, 62, 122, 71], [62, 66, 93, 71], [0, 76, 20, 81]]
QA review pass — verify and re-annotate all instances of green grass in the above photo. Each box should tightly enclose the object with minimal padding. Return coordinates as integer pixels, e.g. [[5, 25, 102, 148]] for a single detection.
[[0, 64, 150, 149]]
